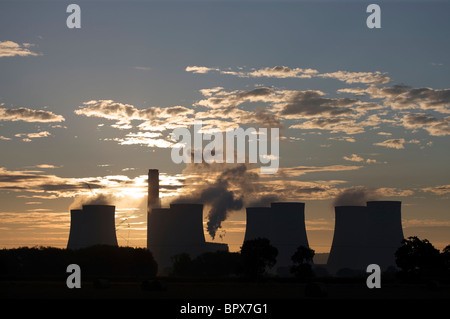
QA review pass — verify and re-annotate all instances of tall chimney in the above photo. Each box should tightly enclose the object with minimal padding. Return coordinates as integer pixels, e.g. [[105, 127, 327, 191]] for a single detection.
[[148, 169, 160, 211], [147, 169, 160, 252]]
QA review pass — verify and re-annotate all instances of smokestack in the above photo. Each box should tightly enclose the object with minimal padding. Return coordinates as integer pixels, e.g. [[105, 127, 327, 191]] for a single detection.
[[147, 169, 161, 251], [148, 169, 160, 211], [366, 201, 404, 270], [67, 205, 118, 249], [327, 206, 368, 273]]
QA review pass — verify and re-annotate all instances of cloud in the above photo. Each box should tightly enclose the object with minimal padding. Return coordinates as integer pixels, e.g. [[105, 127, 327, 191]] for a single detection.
[[107, 132, 173, 148], [186, 65, 389, 84], [290, 118, 364, 134], [343, 154, 377, 164], [0, 167, 183, 203], [373, 138, 406, 149], [185, 66, 219, 74], [376, 187, 414, 197], [343, 154, 364, 162], [15, 131, 51, 142], [196, 87, 359, 121], [194, 87, 279, 109], [260, 179, 345, 201], [401, 113, 450, 136], [273, 164, 362, 177], [317, 70, 390, 85], [0, 106, 65, 123], [403, 219, 450, 228], [362, 85, 450, 114], [246, 66, 319, 79], [75, 100, 194, 131], [31, 164, 59, 169], [0, 167, 96, 196], [277, 90, 357, 119], [0, 41, 40, 58], [74, 100, 146, 126], [421, 185, 450, 195]]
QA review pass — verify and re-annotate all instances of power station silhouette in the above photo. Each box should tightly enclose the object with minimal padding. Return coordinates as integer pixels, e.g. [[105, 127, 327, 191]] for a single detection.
[[327, 202, 404, 272], [67, 168, 405, 274], [244, 203, 310, 274], [67, 205, 118, 250]]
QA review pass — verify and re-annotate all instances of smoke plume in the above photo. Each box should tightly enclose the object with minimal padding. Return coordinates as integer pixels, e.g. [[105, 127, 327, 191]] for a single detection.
[[69, 193, 115, 210], [173, 162, 282, 239], [332, 186, 380, 207]]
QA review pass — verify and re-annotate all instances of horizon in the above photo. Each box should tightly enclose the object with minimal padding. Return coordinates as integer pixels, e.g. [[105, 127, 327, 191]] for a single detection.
[[1, 1, 449, 255]]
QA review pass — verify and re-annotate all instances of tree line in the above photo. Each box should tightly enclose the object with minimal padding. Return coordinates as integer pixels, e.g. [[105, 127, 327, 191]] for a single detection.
[[1, 236, 449, 282]]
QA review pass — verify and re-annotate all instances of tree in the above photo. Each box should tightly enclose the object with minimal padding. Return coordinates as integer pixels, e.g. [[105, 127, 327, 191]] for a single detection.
[[441, 245, 450, 271], [395, 236, 445, 279], [290, 245, 315, 281], [170, 251, 241, 277], [240, 237, 278, 280], [170, 253, 192, 276]]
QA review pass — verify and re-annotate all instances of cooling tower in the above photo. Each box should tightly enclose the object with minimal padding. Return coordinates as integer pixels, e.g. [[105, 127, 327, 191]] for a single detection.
[[147, 201, 228, 274], [147, 208, 171, 270], [270, 202, 309, 269], [67, 205, 118, 249], [147, 204, 206, 266], [366, 201, 404, 270], [327, 206, 368, 272], [243, 203, 310, 275], [243, 207, 272, 242], [170, 204, 206, 245], [67, 209, 83, 250]]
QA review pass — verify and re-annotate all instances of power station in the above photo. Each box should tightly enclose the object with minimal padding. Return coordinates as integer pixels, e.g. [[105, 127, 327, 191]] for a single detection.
[[327, 206, 369, 272], [327, 201, 404, 273], [366, 201, 404, 270], [67, 205, 118, 250], [244, 202, 310, 274], [146, 170, 227, 274], [66, 168, 405, 275]]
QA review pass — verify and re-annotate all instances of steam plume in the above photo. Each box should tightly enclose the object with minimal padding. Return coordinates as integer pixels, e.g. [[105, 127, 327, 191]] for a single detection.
[[333, 186, 379, 207], [173, 163, 282, 239], [69, 193, 115, 210]]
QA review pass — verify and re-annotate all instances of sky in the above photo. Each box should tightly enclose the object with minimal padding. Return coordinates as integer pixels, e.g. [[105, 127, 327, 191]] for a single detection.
[[0, 0, 449, 253]]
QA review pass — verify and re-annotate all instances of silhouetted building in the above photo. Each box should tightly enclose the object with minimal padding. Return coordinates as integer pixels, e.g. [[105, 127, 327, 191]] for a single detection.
[[244, 207, 272, 242], [244, 202, 310, 275], [67, 209, 83, 249], [67, 205, 118, 249], [271, 202, 310, 271], [327, 206, 368, 273], [146, 169, 228, 274], [366, 201, 404, 270], [148, 169, 161, 210], [327, 201, 404, 273]]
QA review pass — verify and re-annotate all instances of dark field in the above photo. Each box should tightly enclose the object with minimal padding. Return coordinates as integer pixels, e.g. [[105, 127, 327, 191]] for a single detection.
[[2, 280, 449, 299]]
